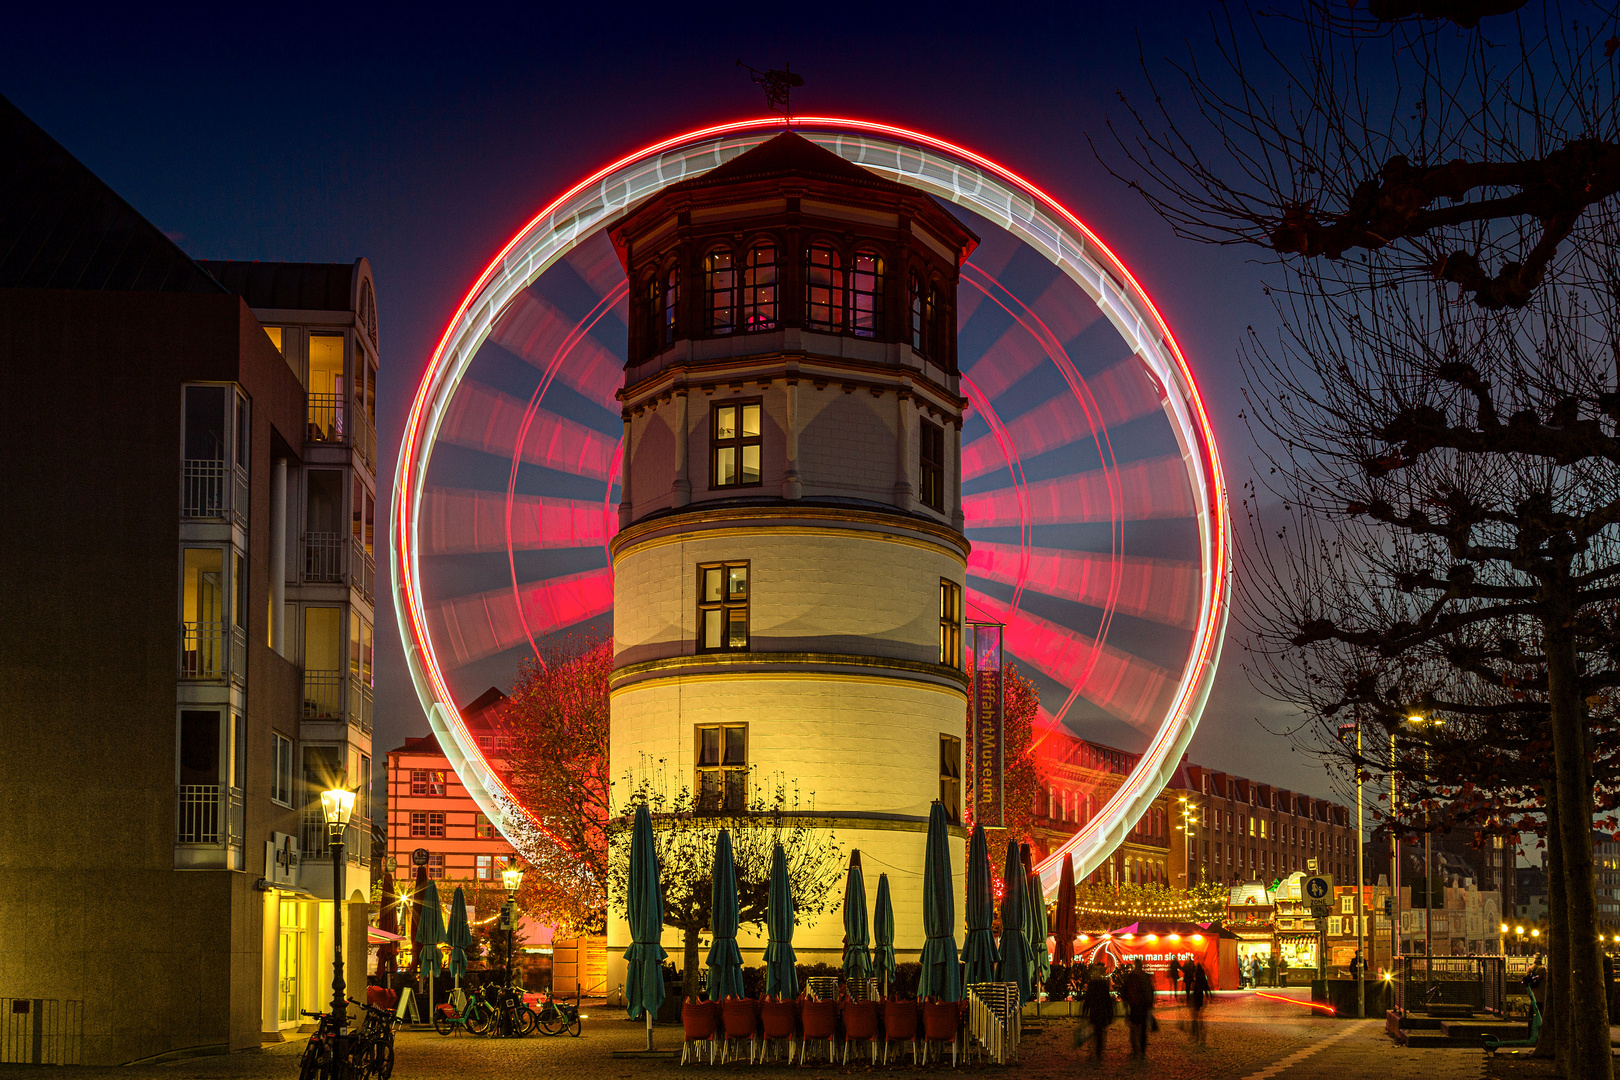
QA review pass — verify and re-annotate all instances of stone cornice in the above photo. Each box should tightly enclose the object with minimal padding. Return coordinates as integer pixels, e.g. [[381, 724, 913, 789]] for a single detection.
[[608, 650, 971, 696], [609, 503, 969, 562]]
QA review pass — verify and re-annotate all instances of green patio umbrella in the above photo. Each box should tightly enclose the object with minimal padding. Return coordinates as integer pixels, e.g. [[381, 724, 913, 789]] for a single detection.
[[415, 878, 448, 1020], [962, 824, 998, 986], [706, 829, 745, 1001], [1026, 870, 1050, 995], [446, 886, 473, 987], [917, 801, 961, 1001], [842, 850, 873, 990], [624, 803, 666, 1048], [873, 873, 896, 996], [764, 842, 798, 999], [997, 840, 1031, 1004]]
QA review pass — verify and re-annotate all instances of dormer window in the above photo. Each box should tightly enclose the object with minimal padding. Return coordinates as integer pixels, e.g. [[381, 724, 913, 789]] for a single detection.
[[743, 244, 778, 331], [805, 243, 845, 331]]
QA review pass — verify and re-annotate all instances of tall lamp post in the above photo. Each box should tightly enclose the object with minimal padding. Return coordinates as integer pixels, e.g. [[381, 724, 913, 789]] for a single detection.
[[1406, 714, 1443, 987], [500, 860, 525, 988], [1339, 722, 1366, 1019], [321, 786, 357, 1063]]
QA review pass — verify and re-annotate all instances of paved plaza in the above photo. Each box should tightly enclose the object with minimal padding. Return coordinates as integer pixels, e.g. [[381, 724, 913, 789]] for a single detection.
[[31, 990, 1496, 1080]]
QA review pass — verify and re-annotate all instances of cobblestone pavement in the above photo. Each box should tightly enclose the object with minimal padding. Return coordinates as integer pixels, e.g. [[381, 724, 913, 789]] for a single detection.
[[43, 990, 1490, 1080]]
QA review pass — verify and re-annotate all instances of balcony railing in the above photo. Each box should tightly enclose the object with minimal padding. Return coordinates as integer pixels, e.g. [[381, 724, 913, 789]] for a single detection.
[[303, 532, 346, 583], [308, 394, 347, 446], [353, 536, 374, 602], [352, 674, 373, 733], [354, 402, 377, 472], [182, 460, 248, 524], [301, 810, 367, 864], [303, 669, 344, 720], [179, 622, 246, 683], [177, 785, 245, 847]]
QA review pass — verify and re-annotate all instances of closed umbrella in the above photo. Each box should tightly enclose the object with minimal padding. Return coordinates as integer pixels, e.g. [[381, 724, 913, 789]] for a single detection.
[[415, 878, 448, 1020], [842, 850, 873, 990], [873, 873, 896, 997], [406, 865, 427, 975], [917, 801, 961, 1001], [997, 840, 1031, 1005], [446, 886, 472, 988], [1026, 870, 1050, 999], [764, 843, 798, 999], [706, 829, 745, 1001], [962, 824, 998, 987], [624, 803, 666, 1049], [376, 872, 398, 976], [1054, 853, 1078, 992]]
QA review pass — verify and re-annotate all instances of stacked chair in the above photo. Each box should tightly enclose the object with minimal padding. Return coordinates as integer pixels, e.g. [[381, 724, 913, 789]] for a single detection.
[[680, 1000, 719, 1064]]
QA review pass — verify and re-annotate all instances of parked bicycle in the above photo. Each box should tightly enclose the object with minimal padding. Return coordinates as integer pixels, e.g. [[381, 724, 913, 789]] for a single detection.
[[347, 998, 400, 1079], [531, 988, 582, 1037], [433, 985, 495, 1036], [489, 984, 535, 1037]]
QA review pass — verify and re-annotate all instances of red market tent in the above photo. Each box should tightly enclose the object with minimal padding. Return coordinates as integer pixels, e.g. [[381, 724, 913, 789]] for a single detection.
[[1073, 921, 1241, 991]]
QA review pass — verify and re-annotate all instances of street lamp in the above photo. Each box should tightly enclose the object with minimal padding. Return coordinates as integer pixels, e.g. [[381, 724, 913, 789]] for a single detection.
[[321, 785, 357, 1050], [1404, 714, 1442, 980], [1339, 721, 1367, 1019], [501, 859, 525, 989]]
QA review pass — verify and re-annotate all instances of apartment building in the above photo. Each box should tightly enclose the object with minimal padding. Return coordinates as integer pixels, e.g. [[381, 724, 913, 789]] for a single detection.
[[1028, 737, 1174, 885], [0, 95, 373, 1063]]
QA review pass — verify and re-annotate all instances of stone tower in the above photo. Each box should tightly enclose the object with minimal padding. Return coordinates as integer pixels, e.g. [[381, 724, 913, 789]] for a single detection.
[[606, 132, 977, 972]]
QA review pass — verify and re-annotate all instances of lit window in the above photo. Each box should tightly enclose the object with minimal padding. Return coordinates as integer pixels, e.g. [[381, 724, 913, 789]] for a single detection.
[[939, 579, 962, 667], [711, 401, 762, 488], [939, 735, 962, 824], [427, 854, 444, 880], [642, 276, 660, 353], [909, 271, 924, 351], [410, 812, 428, 838], [920, 420, 944, 512], [477, 855, 493, 880], [272, 732, 294, 807], [742, 244, 778, 330], [805, 243, 845, 331], [705, 249, 737, 335], [851, 251, 883, 337], [419, 770, 447, 797], [428, 813, 445, 839], [698, 562, 749, 652], [476, 813, 494, 839], [696, 724, 748, 811]]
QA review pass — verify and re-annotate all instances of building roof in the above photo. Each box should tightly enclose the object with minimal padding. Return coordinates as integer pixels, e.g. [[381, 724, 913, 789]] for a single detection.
[[0, 93, 225, 294], [669, 131, 910, 195], [198, 259, 355, 311]]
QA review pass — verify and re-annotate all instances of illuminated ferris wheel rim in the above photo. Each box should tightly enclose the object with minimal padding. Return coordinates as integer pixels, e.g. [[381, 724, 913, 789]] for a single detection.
[[390, 115, 1231, 899]]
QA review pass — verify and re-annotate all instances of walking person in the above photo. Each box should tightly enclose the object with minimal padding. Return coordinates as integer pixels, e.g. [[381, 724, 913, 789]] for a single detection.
[[1168, 955, 1182, 1001], [1082, 965, 1116, 1064], [1122, 958, 1156, 1057], [1187, 960, 1210, 1046]]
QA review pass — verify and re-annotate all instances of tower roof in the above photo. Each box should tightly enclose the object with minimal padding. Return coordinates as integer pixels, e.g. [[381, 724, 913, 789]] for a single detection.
[[0, 93, 225, 294], [669, 131, 909, 195]]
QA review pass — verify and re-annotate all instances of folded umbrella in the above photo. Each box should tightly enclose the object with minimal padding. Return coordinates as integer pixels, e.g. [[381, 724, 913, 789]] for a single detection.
[[765, 843, 798, 999], [962, 823, 998, 987], [873, 873, 896, 996], [446, 886, 473, 986], [917, 801, 961, 1001], [706, 829, 745, 1001], [624, 802, 667, 1046], [997, 840, 1031, 1005], [842, 849, 873, 989]]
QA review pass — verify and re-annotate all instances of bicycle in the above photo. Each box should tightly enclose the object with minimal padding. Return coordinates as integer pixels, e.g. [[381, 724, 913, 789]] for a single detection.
[[489, 984, 536, 1037], [531, 989, 582, 1037], [347, 999, 400, 1079], [298, 1010, 358, 1080], [433, 985, 494, 1036]]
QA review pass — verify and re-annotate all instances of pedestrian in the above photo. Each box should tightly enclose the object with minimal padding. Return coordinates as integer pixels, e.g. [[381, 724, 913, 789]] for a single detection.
[[1349, 950, 1364, 984], [1082, 965, 1115, 1064], [1187, 960, 1210, 1045], [1122, 958, 1156, 1057], [1168, 955, 1182, 1001]]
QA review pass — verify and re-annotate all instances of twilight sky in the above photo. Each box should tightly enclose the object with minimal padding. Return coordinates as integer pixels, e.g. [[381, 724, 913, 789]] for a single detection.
[[4, 5, 1342, 802]]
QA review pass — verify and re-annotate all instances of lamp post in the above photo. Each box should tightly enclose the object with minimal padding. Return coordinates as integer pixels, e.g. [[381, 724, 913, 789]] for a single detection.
[[1405, 714, 1442, 987], [321, 785, 357, 1062], [500, 860, 525, 989], [1339, 722, 1366, 1019]]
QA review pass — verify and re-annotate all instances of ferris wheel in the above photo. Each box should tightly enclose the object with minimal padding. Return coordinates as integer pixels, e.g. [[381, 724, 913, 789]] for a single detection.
[[391, 117, 1230, 897]]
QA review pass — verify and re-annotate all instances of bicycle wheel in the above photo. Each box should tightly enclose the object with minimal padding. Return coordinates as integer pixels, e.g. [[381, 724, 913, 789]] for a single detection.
[[298, 1040, 326, 1080], [432, 1011, 455, 1037], [374, 1040, 394, 1080], [537, 1005, 563, 1037], [514, 1006, 537, 1036], [565, 1010, 581, 1037], [466, 1008, 492, 1037]]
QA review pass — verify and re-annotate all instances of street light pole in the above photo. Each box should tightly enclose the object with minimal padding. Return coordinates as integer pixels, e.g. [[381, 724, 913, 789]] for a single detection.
[[321, 786, 357, 1074], [500, 859, 525, 990]]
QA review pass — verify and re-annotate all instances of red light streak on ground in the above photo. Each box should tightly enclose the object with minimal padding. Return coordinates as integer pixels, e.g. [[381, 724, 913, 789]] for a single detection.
[[1253, 991, 1336, 1014]]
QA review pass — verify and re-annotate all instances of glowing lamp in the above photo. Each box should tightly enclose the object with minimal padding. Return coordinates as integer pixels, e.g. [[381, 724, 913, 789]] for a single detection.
[[1500, 923, 1509, 933], [501, 860, 525, 894], [1078, 935, 1089, 944], [321, 787, 356, 838], [1169, 934, 1181, 942], [1191, 935, 1204, 943], [1532, 929, 1540, 937], [1122, 933, 1134, 940], [1146, 934, 1158, 942], [1515, 926, 1524, 934]]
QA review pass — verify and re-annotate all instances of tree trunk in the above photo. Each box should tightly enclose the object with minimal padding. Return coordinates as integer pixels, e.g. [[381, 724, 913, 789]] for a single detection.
[[682, 925, 701, 1002], [1534, 778, 1566, 1067], [1547, 630, 1611, 1080]]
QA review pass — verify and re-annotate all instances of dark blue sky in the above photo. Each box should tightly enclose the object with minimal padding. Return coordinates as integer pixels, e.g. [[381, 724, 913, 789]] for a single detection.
[[4, 5, 1341, 800]]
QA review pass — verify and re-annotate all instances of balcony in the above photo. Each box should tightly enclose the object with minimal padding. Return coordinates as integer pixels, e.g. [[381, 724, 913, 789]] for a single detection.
[[300, 533, 374, 602], [176, 785, 244, 869], [353, 536, 375, 602], [179, 621, 247, 683], [352, 673, 373, 733], [301, 810, 367, 866], [182, 460, 249, 525], [354, 402, 377, 473], [308, 394, 346, 446], [303, 669, 372, 731]]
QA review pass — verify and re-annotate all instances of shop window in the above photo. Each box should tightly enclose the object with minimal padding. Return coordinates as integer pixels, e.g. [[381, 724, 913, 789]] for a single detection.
[[851, 251, 883, 337], [939, 579, 962, 667], [705, 249, 737, 335], [940, 734, 961, 824], [920, 420, 944, 511], [697, 723, 748, 811], [743, 243, 778, 330], [804, 243, 845, 331], [697, 562, 750, 651], [712, 401, 762, 488]]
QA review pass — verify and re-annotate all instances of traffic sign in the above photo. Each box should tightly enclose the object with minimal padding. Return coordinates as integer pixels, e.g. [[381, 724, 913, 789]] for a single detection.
[[412, 847, 430, 867], [1303, 874, 1334, 901]]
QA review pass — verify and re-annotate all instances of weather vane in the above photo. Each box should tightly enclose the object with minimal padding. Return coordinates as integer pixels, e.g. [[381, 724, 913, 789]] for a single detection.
[[737, 61, 804, 124]]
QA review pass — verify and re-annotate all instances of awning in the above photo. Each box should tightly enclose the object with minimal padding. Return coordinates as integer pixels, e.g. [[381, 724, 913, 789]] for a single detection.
[[368, 926, 405, 943]]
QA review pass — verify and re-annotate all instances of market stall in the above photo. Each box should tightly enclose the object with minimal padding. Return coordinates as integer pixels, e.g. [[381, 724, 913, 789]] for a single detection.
[[1075, 921, 1240, 990]]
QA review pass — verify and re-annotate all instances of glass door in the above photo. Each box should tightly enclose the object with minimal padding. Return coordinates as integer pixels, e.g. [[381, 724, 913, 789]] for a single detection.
[[278, 900, 305, 1024]]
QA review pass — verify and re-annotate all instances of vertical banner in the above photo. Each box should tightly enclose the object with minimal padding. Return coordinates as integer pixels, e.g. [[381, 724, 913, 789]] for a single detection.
[[972, 623, 1005, 828]]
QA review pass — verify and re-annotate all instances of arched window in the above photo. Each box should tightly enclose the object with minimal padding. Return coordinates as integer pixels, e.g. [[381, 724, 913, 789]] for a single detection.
[[660, 265, 680, 348], [742, 243, 777, 331], [705, 249, 736, 335], [851, 251, 883, 337], [804, 243, 845, 331], [641, 276, 660, 354], [909, 270, 924, 351]]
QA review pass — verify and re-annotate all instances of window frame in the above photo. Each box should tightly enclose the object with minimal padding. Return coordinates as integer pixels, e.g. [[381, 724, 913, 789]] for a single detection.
[[660, 263, 680, 347], [804, 241, 846, 331], [271, 731, 294, 807], [704, 247, 738, 335], [696, 561, 750, 653], [710, 399, 763, 490], [850, 250, 884, 338], [427, 812, 446, 839], [742, 242, 778, 331], [939, 734, 962, 824], [695, 722, 749, 812], [939, 578, 962, 667], [920, 420, 945, 512]]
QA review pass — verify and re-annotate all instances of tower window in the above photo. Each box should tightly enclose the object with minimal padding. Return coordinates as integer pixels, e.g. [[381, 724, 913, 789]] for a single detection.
[[661, 265, 680, 347], [712, 401, 762, 488], [743, 244, 778, 331], [698, 562, 749, 652], [696, 723, 748, 811], [940, 734, 962, 824], [939, 579, 962, 667], [641, 276, 660, 354], [851, 251, 884, 337], [919, 420, 945, 512], [705, 249, 736, 335], [804, 243, 845, 331], [909, 270, 924, 352]]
